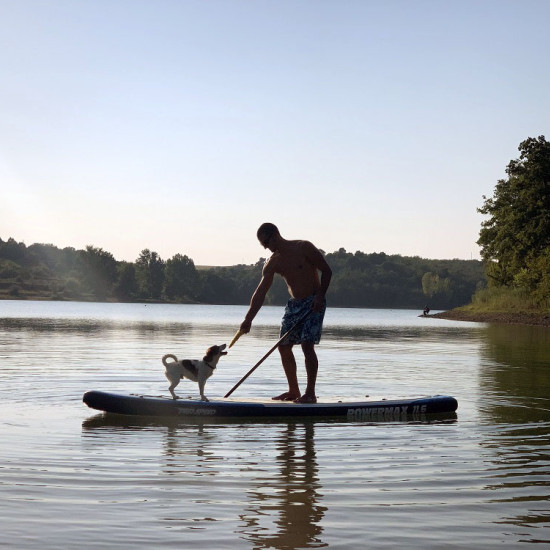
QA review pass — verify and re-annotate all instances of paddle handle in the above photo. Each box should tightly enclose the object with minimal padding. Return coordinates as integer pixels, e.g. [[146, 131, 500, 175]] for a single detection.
[[228, 329, 244, 349], [224, 310, 314, 398]]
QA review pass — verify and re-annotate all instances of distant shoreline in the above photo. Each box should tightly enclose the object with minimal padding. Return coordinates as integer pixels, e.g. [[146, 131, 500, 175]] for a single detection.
[[4, 292, 549, 327], [432, 309, 550, 327]]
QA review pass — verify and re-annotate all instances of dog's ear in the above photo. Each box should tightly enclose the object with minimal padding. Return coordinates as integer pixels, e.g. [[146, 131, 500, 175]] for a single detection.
[[203, 346, 214, 362]]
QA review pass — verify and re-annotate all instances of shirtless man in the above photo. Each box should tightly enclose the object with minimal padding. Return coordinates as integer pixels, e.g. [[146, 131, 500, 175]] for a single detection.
[[239, 223, 332, 404]]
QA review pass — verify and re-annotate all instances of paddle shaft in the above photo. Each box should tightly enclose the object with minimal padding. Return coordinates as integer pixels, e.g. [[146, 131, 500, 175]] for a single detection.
[[224, 310, 314, 398]]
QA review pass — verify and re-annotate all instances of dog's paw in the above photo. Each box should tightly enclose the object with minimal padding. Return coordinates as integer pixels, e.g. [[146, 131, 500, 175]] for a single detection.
[[200, 396, 209, 402]]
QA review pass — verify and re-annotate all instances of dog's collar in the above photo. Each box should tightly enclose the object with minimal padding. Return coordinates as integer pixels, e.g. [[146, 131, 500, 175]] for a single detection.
[[204, 361, 216, 370]]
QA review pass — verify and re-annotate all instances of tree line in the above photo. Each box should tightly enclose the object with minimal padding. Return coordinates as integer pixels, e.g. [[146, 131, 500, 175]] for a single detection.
[[4, 135, 544, 311], [0, 237, 484, 309]]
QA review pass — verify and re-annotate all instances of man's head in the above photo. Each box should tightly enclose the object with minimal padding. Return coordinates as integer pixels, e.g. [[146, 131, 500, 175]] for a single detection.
[[257, 223, 279, 250]]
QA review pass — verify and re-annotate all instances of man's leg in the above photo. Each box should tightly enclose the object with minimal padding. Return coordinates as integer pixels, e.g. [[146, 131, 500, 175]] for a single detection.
[[272, 343, 301, 400], [295, 342, 318, 403]]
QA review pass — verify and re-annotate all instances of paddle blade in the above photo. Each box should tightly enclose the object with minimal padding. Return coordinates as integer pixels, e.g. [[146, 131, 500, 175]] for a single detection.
[[229, 329, 244, 348]]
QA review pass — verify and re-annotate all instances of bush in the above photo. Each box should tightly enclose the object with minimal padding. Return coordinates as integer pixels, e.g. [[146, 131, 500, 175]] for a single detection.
[[63, 277, 81, 297], [0, 260, 22, 279], [471, 286, 543, 311], [8, 285, 20, 297]]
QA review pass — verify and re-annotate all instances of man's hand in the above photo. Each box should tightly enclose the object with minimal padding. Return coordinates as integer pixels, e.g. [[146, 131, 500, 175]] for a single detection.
[[312, 294, 324, 312], [240, 319, 252, 334]]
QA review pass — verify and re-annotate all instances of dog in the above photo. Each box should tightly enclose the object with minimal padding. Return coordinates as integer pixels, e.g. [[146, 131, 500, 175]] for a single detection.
[[162, 344, 227, 401]]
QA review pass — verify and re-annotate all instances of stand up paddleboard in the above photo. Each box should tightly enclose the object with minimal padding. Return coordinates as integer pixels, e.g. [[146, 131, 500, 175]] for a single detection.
[[83, 391, 457, 422]]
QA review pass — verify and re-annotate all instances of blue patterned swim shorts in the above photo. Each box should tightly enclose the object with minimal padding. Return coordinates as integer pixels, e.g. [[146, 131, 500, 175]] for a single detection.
[[280, 295, 326, 345]]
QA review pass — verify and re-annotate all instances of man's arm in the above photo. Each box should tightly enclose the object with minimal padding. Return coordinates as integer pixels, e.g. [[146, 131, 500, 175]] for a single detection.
[[304, 241, 332, 311], [239, 262, 275, 333]]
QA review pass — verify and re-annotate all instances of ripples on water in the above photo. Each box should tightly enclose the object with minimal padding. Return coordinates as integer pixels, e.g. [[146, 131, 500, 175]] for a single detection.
[[1, 301, 549, 548]]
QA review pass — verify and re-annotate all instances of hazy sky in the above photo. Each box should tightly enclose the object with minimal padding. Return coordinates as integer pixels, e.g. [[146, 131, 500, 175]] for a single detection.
[[2, 0, 549, 265]]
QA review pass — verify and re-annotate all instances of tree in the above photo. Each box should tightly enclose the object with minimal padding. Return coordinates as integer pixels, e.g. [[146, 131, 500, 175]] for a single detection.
[[135, 249, 165, 299], [477, 136, 550, 286], [0, 235, 485, 308], [0, 237, 26, 262], [164, 254, 198, 300], [197, 270, 237, 304], [79, 245, 117, 299], [422, 272, 439, 298], [114, 262, 138, 300]]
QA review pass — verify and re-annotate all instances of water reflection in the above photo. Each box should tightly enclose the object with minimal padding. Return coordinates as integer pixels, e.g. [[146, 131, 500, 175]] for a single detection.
[[0, 317, 280, 355], [324, 324, 484, 345], [238, 423, 326, 549], [0, 316, 196, 337], [479, 324, 550, 424], [478, 324, 550, 538], [82, 417, 327, 549], [162, 424, 223, 479]]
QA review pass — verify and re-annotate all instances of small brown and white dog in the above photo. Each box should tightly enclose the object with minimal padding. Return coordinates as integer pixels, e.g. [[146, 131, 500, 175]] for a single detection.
[[162, 344, 227, 401]]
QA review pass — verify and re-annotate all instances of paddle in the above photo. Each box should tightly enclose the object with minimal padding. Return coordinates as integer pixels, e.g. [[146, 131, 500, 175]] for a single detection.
[[224, 309, 314, 398], [228, 329, 244, 349]]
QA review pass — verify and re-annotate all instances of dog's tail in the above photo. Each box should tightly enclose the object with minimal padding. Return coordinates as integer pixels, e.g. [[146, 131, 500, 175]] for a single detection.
[[162, 354, 178, 367]]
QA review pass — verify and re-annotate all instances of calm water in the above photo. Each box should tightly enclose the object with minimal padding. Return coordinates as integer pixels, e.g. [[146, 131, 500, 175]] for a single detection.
[[1, 301, 549, 548]]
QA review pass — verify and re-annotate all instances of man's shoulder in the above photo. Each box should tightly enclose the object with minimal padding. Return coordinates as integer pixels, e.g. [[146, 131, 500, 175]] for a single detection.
[[292, 239, 320, 257], [288, 239, 314, 251], [263, 253, 280, 272]]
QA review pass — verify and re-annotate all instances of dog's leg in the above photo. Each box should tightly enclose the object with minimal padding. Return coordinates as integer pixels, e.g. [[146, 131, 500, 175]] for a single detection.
[[198, 377, 209, 402], [169, 380, 180, 400]]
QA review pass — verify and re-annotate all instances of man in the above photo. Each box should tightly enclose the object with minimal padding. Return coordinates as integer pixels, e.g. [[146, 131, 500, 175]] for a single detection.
[[239, 223, 332, 403]]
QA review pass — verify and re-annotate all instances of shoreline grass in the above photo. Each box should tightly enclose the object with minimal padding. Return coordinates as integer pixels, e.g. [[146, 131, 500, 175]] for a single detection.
[[433, 287, 550, 326]]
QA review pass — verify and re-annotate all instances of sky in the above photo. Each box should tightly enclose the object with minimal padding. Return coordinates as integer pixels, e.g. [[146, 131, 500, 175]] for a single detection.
[[1, 0, 549, 266]]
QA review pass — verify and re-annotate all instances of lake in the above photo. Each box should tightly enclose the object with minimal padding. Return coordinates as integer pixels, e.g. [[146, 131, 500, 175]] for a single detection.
[[1, 300, 549, 548]]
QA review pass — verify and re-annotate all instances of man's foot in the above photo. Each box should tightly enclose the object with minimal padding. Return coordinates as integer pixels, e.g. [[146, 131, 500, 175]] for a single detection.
[[294, 394, 317, 404], [272, 392, 300, 401]]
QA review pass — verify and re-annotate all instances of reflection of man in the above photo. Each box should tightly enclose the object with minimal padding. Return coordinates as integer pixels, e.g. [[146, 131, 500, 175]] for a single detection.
[[239, 223, 332, 404], [241, 423, 326, 548]]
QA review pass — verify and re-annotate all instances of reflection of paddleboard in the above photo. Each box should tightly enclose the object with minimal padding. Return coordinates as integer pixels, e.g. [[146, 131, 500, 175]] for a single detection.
[[83, 391, 458, 421]]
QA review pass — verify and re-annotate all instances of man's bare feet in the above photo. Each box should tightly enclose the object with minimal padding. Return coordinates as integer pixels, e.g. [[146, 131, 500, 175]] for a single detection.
[[272, 392, 300, 401], [294, 394, 317, 404]]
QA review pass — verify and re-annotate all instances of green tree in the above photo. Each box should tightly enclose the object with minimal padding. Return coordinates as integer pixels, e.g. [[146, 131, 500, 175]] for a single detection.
[[164, 254, 198, 301], [135, 249, 165, 299], [422, 272, 439, 298], [477, 136, 550, 287], [78, 245, 117, 299], [197, 270, 237, 304], [0, 235, 485, 308], [0, 237, 26, 262], [114, 262, 138, 300]]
